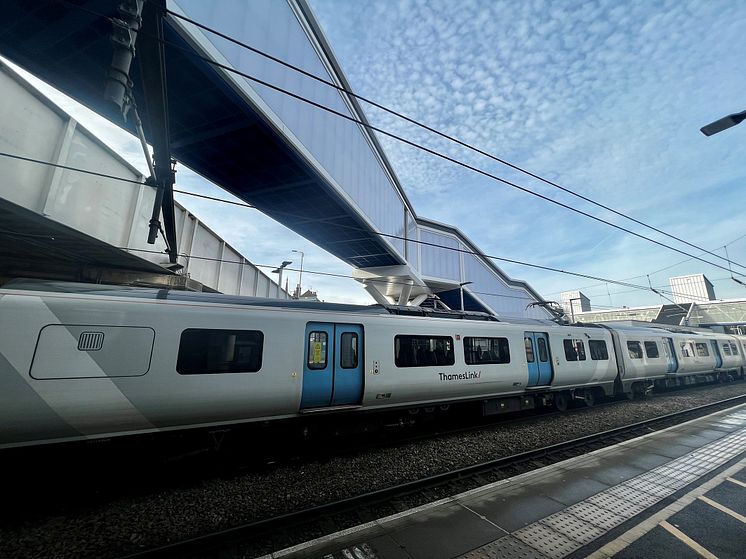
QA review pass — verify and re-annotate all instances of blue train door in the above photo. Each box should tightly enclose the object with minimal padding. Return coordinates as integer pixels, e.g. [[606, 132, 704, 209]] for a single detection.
[[525, 332, 553, 387], [665, 338, 679, 373], [301, 322, 364, 409], [711, 340, 723, 368]]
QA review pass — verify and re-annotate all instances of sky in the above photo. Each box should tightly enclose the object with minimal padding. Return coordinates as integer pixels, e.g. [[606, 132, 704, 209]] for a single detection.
[[307, 0, 746, 308], [11, 0, 746, 309]]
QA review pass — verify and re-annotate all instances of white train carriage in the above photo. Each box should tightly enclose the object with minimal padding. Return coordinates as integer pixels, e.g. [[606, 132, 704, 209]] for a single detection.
[[0, 280, 744, 449]]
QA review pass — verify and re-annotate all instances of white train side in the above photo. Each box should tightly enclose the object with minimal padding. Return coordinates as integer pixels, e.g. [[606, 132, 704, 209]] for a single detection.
[[0, 281, 743, 449]]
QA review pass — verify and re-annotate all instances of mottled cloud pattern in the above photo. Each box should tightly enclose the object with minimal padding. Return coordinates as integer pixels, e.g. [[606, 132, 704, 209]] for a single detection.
[[311, 0, 746, 307]]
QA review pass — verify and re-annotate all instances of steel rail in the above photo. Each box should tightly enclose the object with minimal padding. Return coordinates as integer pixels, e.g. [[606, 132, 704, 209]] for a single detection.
[[119, 393, 746, 559]]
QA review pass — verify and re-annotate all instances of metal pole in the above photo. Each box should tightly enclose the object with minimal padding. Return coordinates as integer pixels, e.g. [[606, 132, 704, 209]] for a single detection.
[[292, 250, 305, 296], [460, 285, 465, 311], [299, 252, 304, 294]]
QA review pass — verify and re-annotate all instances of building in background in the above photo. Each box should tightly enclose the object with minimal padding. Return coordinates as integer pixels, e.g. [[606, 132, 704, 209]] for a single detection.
[[560, 290, 591, 321], [669, 274, 716, 304], [563, 273, 745, 331]]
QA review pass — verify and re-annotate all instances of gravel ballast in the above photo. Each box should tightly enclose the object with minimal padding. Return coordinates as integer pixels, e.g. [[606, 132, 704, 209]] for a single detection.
[[3, 383, 746, 559]]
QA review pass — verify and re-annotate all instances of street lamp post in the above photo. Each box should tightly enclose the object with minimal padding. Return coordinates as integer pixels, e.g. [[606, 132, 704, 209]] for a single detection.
[[700, 109, 746, 136], [271, 260, 292, 295], [291, 249, 305, 298], [459, 281, 473, 311]]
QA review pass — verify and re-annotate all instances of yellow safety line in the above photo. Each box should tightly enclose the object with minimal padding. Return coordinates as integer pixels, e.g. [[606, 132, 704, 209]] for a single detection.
[[726, 476, 746, 489], [659, 521, 719, 559], [698, 495, 746, 525]]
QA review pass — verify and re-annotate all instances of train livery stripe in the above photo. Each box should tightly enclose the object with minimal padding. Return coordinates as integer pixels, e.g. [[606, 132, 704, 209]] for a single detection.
[[0, 294, 155, 437]]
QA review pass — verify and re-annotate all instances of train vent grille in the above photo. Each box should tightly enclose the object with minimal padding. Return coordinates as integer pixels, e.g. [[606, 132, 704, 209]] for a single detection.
[[78, 331, 105, 351]]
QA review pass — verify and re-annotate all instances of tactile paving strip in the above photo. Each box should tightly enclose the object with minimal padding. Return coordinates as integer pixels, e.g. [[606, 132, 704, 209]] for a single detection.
[[538, 511, 606, 545], [513, 522, 580, 559], [604, 484, 660, 507], [563, 501, 627, 530], [458, 412, 746, 559], [458, 535, 548, 559], [586, 491, 647, 517]]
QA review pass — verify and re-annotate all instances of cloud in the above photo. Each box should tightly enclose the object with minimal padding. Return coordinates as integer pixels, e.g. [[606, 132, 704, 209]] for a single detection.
[[311, 0, 746, 306]]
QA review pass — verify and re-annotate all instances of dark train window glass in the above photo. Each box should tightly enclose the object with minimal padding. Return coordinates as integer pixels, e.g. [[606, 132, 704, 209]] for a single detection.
[[627, 341, 643, 359], [307, 331, 328, 370], [525, 337, 535, 363], [564, 339, 586, 361], [537, 338, 548, 362], [340, 332, 358, 369], [723, 343, 732, 356], [589, 340, 609, 360], [730, 343, 739, 355], [680, 342, 692, 357], [177, 329, 263, 374], [464, 337, 510, 365], [395, 335, 454, 367], [695, 342, 709, 357], [644, 341, 659, 359]]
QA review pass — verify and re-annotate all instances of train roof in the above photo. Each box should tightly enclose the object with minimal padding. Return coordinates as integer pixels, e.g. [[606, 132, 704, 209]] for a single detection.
[[0, 279, 498, 321]]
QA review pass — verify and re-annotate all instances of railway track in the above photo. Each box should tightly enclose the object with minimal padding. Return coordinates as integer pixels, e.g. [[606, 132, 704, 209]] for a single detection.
[[119, 393, 746, 559]]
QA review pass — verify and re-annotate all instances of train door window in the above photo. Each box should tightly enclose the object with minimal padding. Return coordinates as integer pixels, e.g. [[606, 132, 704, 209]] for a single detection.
[[537, 337, 548, 362], [307, 331, 328, 369], [695, 343, 709, 357], [464, 337, 510, 364], [563, 339, 586, 361], [644, 341, 659, 359], [730, 343, 739, 355], [722, 343, 732, 356], [177, 329, 264, 374], [627, 341, 643, 359], [589, 340, 609, 360], [680, 342, 692, 357], [394, 335, 454, 367], [524, 337, 535, 363], [340, 332, 358, 369]]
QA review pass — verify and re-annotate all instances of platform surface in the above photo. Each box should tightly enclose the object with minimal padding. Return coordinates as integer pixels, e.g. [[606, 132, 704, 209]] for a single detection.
[[266, 404, 746, 559]]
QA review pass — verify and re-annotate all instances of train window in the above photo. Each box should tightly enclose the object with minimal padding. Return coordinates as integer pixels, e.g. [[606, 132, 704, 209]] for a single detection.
[[563, 339, 586, 361], [395, 335, 454, 367], [644, 342, 659, 359], [307, 332, 328, 369], [723, 343, 732, 356], [177, 329, 263, 374], [537, 337, 549, 362], [695, 342, 709, 357], [464, 337, 510, 365], [340, 332, 358, 369], [525, 337, 535, 363], [680, 342, 692, 357], [589, 340, 609, 360], [627, 341, 643, 359], [730, 343, 739, 355]]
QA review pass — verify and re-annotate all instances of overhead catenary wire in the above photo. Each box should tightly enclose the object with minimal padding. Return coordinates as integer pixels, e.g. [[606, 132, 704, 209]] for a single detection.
[[159, 5, 746, 274], [0, 150, 727, 305], [45, 1, 746, 277], [121, 245, 716, 305], [543, 232, 746, 297]]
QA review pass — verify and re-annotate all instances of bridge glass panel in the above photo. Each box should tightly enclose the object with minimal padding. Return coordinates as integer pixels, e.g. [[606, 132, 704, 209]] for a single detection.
[[420, 229, 460, 281], [174, 0, 407, 260]]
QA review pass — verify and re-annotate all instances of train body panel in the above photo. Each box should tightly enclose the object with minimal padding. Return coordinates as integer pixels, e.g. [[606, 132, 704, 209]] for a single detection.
[[1, 281, 744, 449], [547, 327, 618, 393]]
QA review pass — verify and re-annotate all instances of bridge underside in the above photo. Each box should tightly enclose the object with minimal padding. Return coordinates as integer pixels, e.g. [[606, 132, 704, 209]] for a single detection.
[[0, 0, 401, 270]]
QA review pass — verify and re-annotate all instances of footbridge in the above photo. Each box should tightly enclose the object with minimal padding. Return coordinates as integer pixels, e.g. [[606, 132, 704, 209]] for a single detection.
[[0, 0, 550, 319]]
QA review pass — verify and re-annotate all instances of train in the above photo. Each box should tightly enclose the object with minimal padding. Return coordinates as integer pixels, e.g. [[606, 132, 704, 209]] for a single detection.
[[1, 279, 744, 449]]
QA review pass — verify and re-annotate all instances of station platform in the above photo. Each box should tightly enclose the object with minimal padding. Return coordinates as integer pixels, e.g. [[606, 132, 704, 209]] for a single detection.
[[266, 405, 746, 559]]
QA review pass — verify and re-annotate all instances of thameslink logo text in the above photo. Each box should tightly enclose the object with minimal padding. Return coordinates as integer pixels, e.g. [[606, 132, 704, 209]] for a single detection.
[[439, 371, 481, 381]]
